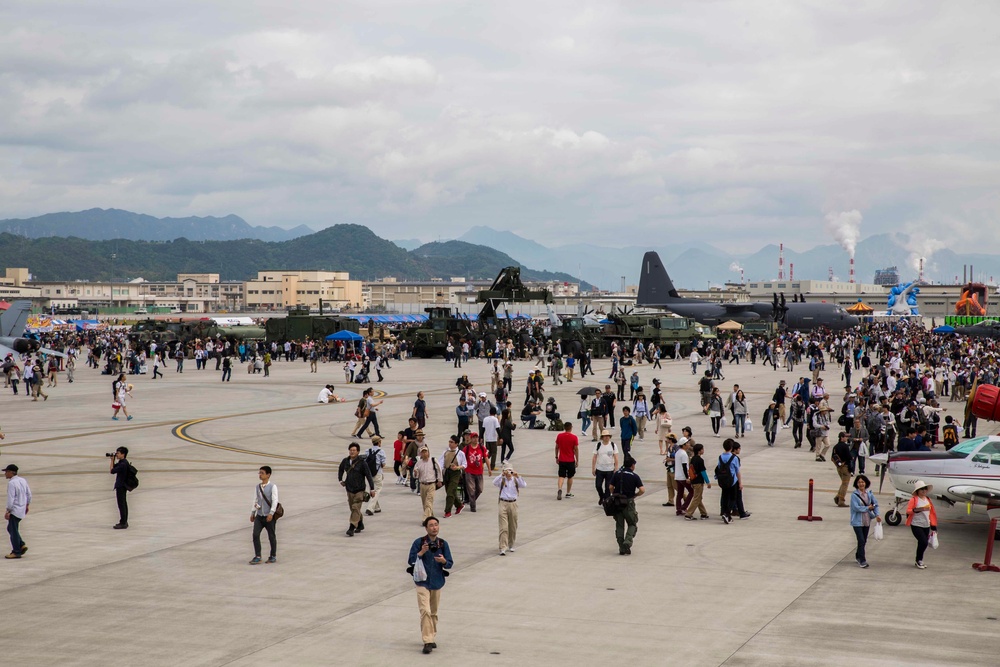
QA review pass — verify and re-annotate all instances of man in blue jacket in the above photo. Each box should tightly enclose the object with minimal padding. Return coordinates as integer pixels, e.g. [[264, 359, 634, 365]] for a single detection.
[[619, 406, 638, 457], [408, 516, 454, 654]]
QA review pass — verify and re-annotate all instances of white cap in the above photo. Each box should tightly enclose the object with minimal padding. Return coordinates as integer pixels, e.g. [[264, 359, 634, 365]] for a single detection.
[[677, 437, 689, 447]]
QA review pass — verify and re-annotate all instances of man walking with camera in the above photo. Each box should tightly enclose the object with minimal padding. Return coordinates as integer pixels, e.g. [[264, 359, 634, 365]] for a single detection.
[[109, 446, 132, 529], [494, 464, 526, 555], [249, 466, 279, 564], [608, 455, 644, 555], [4, 464, 30, 559], [407, 516, 454, 655]]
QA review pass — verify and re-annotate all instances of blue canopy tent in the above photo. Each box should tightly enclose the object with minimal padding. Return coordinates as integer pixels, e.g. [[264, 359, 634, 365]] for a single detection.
[[326, 330, 364, 341], [932, 325, 956, 334]]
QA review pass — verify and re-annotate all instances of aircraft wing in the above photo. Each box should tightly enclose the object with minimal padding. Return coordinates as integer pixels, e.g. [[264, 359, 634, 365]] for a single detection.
[[947, 485, 1000, 503]]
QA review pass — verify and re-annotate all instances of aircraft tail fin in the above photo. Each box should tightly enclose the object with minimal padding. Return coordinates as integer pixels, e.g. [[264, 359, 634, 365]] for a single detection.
[[0, 300, 31, 337], [637, 252, 681, 305]]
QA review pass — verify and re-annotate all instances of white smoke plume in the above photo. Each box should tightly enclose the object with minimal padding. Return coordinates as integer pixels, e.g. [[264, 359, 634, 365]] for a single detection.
[[729, 261, 743, 273], [824, 210, 863, 258], [903, 237, 946, 278]]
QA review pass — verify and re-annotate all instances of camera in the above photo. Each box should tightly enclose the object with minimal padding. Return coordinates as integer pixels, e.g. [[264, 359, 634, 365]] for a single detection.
[[105, 452, 116, 458]]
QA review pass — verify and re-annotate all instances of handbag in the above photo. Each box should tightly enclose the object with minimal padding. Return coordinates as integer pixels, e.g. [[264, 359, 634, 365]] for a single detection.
[[412, 556, 428, 583], [872, 521, 884, 541], [258, 485, 284, 520], [112, 402, 121, 410], [930, 530, 939, 549]]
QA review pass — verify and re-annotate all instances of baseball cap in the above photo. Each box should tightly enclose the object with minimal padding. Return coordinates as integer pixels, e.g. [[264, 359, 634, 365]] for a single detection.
[[3, 464, 17, 473], [479, 392, 487, 398]]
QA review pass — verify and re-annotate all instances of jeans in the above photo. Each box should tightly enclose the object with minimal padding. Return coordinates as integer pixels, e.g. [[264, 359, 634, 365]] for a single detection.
[[581, 412, 592, 433], [253, 515, 277, 558], [720, 483, 737, 518], [853, 525, 869, 563], [792, 421, 803, 446], [357, 413, 380, 437], [733, 414, 746, 436], [765, 427, 776, 446], [497, 440, 511, 466], [222, 368, 232, 382], [911, 525, 931, 563], [116, 487, 129, 525], [7, 516, 23, 554], [595, 470, 614, 502], [621, 437, 633, 458]]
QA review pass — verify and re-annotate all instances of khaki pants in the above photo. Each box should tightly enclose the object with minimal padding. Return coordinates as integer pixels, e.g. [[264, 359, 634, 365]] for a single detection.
[[566, 367, 574, 381], [666, 469, 676, 502], [836, 464, 851, 503], [415, 586, 441, 644], [353, 416, 373, 437], [636, 415, 647, 439], [420, 483, 436, 517], [591, 415, 605, 440], [364, 471, 383, 513], [816, 436, 830, 458], [685, 483, 708, 517], [778, 404, 786, 422], [498, 500, 518, 550], [347, 491, 365, 527]]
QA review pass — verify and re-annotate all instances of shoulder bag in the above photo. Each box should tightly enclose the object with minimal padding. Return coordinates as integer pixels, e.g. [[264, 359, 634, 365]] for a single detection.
[[258, 484, 285, 520]]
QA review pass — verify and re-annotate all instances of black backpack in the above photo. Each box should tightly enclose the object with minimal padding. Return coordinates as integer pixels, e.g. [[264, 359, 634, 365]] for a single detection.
[[125, 463, 139, 491], [714, 454, 736, 487], [365, 448, 381, 476]]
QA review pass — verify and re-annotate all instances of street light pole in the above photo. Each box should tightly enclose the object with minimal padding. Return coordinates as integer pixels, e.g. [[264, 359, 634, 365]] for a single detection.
[[111, 253, 117, 313]]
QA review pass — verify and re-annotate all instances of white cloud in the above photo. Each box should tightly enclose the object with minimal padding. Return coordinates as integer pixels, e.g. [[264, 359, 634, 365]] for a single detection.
[[0, 0, 998, 252]]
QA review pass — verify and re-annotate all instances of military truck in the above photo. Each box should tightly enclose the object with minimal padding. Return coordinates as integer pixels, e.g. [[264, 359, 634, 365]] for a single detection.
[[552, 315, 610, 358], [264, 314, 360, 343], [603, 313, 713, 358], [404, 306, 478, 358]]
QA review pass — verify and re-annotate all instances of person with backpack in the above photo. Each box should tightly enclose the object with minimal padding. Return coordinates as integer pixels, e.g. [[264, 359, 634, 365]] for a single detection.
[[338, 443, 376, 537], [249, 466, 279, 565], [461, 434, 489, 512], [715, 439, 741, 524], [413, 442, 443, 518], [941, 415, 959, 450], [494, 465, 526, 556], [608, 456, 645, 555], [592, 430, 619, 505], [109, 446, 136, 529], [363, 436, 387, 517], [683, 443, 711, 521]]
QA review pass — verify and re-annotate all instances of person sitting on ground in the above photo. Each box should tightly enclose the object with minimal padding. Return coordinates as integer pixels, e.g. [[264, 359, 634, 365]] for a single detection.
[[317, 384, 344, 404]]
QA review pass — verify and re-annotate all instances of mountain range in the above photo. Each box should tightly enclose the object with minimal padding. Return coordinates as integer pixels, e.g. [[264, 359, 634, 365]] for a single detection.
[[455, 227, 998, 290], [0, 209, 313, 242], [0, 220, 590, 287]]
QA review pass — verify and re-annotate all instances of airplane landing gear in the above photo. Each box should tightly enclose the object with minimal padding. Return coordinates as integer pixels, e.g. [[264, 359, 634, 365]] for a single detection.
[[885, 509, 902, 526]]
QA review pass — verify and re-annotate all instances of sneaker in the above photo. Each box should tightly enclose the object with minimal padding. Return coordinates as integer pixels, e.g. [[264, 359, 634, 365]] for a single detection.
[[624, 546, 631, 555], [722, 515, 732, 524], [700, 515, 710, 520], [859, 561, 869, 568], [113, 523, 128, 529], [565, 493, 574, 498], [739, 513, 752, 519], [557, 490, 563, 500], [266, 557, 276, 564], [127, 415, 133, 421], [509, 546, 516, 552], [455, 504, 464, 515], [444, 512, 452, 518], [5, 552, 20, 559], [662, 502, 674, 507], [423, 643, 433, 654], [112, 417, 119, 421], [470, 507, 477, 512], [915, 561, 926, 569], [499, 549, 506, 556], [365, 510, 374, 516], [249, 556, 262, 565], [684, 515, 697, 521]]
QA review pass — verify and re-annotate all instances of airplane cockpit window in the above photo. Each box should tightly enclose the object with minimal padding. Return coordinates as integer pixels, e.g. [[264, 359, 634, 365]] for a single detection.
[[953, 436, 994, 457], [973, 441, 1000, 465]]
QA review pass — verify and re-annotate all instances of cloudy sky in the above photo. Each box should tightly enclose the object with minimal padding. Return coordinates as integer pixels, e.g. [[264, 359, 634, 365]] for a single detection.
[[2, 1, 998, 253]]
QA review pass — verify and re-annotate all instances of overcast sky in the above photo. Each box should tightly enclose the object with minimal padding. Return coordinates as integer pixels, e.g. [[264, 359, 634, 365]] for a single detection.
[[2, 1, 997, 254]]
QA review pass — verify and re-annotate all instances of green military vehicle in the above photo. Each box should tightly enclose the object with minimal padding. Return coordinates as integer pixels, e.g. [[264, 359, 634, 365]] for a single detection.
[[265, 314, 360, 343], [405, 306, 478, 358], [552, 315, 610, 358], [603, 313, 713, 358]]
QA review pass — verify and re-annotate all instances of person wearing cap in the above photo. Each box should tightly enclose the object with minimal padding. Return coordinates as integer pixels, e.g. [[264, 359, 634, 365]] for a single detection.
[[494, 465, 526, 555], [906, 481, 938, 569], [589, 390, 606, 442], [4, 464, 30, 559], [461, 433, 489, 512], [608, 456, 645, 555], [474, 393, 495, 442], [849, 474, 880, 568], [338, 443, 376, 537], [455, 397, 473, 440], [439, 436, 467, 518], [593, 429, 619, 504], [812, 402, 832, 461], [364, 436, 387, 516], [831, 432, 853, 507], [481, 407, 501, 470], [413, 437, 443, 518]]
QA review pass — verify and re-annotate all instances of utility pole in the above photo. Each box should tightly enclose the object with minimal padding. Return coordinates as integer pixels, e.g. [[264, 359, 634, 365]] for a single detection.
[[111, 253, 117, 312]]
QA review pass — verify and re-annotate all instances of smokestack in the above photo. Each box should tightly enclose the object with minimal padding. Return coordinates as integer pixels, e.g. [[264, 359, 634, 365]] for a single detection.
[[740, 268, 744, 285], [972, 264, 975, 282], [789, 263, 794, 281], [778, 243, 784, 281], [849, 257, 855, 284], [964, 265, 968, 283], [918, 258, 924, 283]]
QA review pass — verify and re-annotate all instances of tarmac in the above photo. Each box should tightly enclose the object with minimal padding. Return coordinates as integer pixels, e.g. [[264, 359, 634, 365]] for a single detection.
[[1, 351, 999, 666]]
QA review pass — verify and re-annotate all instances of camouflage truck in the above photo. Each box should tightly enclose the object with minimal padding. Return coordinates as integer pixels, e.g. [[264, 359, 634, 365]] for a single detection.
[[603, 313, 713, 358], [265, 315, 360, 343], [403, 306, 479, 358]]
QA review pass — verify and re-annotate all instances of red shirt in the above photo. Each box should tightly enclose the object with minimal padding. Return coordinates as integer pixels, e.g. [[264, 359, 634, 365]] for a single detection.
[[393, 439, 404, 462], [463, 445, 488, 475], [555, 432, 579, 463]]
